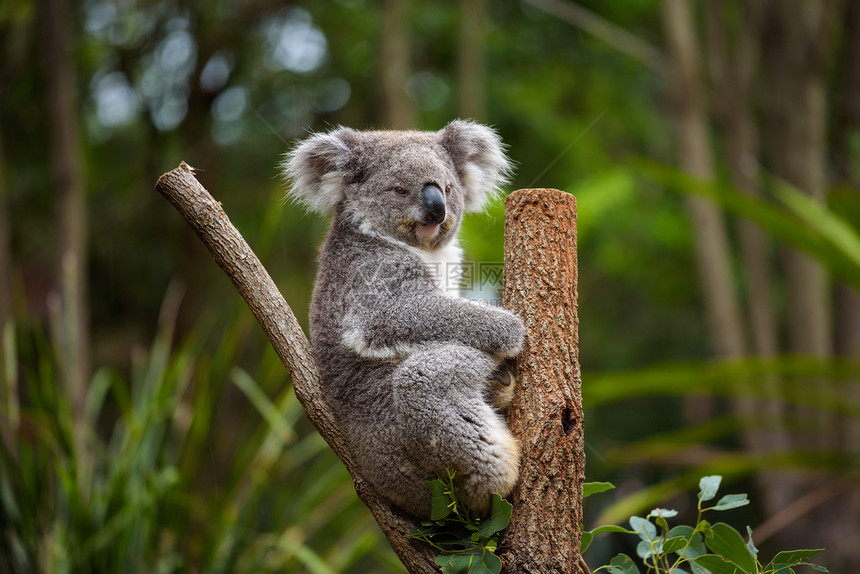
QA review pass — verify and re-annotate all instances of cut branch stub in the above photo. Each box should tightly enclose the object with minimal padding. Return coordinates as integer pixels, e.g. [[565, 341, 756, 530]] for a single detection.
[[501, 188, 584, 573]]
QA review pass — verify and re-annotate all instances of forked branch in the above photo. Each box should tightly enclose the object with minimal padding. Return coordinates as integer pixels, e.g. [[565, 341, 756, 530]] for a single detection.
[[155, 162, 438, 574]]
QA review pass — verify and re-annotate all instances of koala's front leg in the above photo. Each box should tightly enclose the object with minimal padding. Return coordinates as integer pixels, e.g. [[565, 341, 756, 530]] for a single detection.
[[355, 290, 525, 359]]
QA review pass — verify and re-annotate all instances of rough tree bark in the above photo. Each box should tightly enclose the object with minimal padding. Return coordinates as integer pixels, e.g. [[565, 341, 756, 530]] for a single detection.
[[501, 189, 585, 574], [156, 165, 585, 573]]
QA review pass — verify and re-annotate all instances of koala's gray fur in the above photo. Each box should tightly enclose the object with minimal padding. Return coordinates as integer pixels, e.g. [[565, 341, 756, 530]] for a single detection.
[[283, 120, 525, 517]]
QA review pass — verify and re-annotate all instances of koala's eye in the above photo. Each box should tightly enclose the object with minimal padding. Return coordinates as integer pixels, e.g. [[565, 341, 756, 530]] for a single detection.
[[445, 184, 452, 195], [394, 186, 407, 195]]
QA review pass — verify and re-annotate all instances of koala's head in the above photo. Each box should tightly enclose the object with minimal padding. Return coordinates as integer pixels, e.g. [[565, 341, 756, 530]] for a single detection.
[[282, 120, 512, 251]]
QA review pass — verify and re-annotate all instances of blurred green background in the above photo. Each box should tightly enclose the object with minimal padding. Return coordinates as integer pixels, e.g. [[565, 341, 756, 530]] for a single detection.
[[1, 0, 859, 572]]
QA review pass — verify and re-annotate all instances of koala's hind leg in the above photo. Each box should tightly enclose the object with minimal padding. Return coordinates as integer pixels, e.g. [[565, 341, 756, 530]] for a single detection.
[[391, 343, 521, 516], [488, 357, 516, 410]]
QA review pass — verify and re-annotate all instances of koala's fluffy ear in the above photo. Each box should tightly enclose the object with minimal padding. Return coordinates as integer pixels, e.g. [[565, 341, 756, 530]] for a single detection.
[[282, 127, 359, 214], [439, 120, 513, 212]]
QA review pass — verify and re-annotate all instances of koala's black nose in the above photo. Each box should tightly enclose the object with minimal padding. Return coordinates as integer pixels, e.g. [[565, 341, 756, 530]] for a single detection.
[[420, 184, 446, 225]]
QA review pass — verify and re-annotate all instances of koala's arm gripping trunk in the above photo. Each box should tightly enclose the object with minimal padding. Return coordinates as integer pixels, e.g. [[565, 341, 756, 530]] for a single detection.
[[155, 162, 439, 574]]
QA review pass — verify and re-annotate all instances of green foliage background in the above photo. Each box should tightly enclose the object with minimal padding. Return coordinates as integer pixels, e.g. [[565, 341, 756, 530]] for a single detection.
[[1, 0, 858, 572]]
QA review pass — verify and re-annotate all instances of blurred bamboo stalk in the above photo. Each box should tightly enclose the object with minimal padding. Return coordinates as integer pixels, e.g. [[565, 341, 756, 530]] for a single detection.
[[381, 0, 415, 129], [40, 0, 90, 458], [458, 0, 485, 121]]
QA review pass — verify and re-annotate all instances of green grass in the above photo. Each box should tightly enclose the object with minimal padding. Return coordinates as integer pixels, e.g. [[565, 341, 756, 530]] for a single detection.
[[0, 305, 404, 574]]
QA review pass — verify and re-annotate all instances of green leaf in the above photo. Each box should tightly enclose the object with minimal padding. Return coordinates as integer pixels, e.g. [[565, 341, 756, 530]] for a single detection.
[[476, 494, 512, 537], [663, 535, 689, 555], [689, 561, 712, 574], [636, 540, 655, 560], [694, 554, 744, 574], [581, 524, 635, 552], [606, 553, 641, 574], [745, 526, 758, 558], [712, 494, 750, 511], [774, 180, 860, 269], [427, 479, 454, 521], [706, 522, 756, 573], [630, 516, 657, 542], [795, 563, 828, 573], [770, 565, 794, 574], [667, 525, 707, 560], [698, 476, 722, 503], [580, 531, 593, 553], [649, 508, 679, 518], [583, 481, 616, 498], [435, 547, 501, 574], [768, 549, 824, 566], [590, 525, 636, 535], [649, 508, 678, 531]]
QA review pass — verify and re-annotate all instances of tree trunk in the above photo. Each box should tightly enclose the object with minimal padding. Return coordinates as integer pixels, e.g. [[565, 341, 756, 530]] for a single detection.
[[380, 0, 415, 129], [501, 188, 584, 574], [40, 0, 89, 434], [661, 0, 746, 426], [458, 0, 485, 121]]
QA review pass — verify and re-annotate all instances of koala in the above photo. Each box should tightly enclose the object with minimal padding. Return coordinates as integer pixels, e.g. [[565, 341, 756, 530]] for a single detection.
[[283, 120, 525, 517]]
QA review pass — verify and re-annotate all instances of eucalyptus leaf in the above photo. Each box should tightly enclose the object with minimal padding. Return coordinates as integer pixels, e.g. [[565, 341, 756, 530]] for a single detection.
[[607, 553, 641, 574], [706, 522, 756, 573], [663, 535, 689, 555], [649, 508, 679, 519], [689, 562, 712, 574], [583, 481, 616, 498], [590, 525, 636, 535], [768, 549, 824, 566], [636, 539, 656, 560], [427, 479, 454, 521], [476, 494, 512, 537], [630, 516, 657, 542], [796, 562, 829, 572], [693, 554, 745, 574], [580, 531, 593, 553], [698, 476, 721, 503], [667, 525, 706, 560], [435, 546, 501, 574], [712, 494, 749, 511], [745, 526, 758, 558]]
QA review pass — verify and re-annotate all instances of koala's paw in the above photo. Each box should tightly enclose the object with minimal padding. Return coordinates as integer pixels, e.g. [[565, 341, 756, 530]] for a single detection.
[[493, 310, 526, 359], [488, 358, 516, 410], [462, 423, 521, 516]]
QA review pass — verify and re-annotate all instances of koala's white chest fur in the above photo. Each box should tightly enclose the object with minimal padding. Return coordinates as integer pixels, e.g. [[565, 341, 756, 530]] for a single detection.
[[404, 239, 464, 296]]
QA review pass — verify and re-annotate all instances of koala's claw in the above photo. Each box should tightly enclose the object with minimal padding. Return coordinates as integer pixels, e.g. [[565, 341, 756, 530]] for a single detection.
[[488, 358, 517, 410], [489, 358, 516, 387]]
